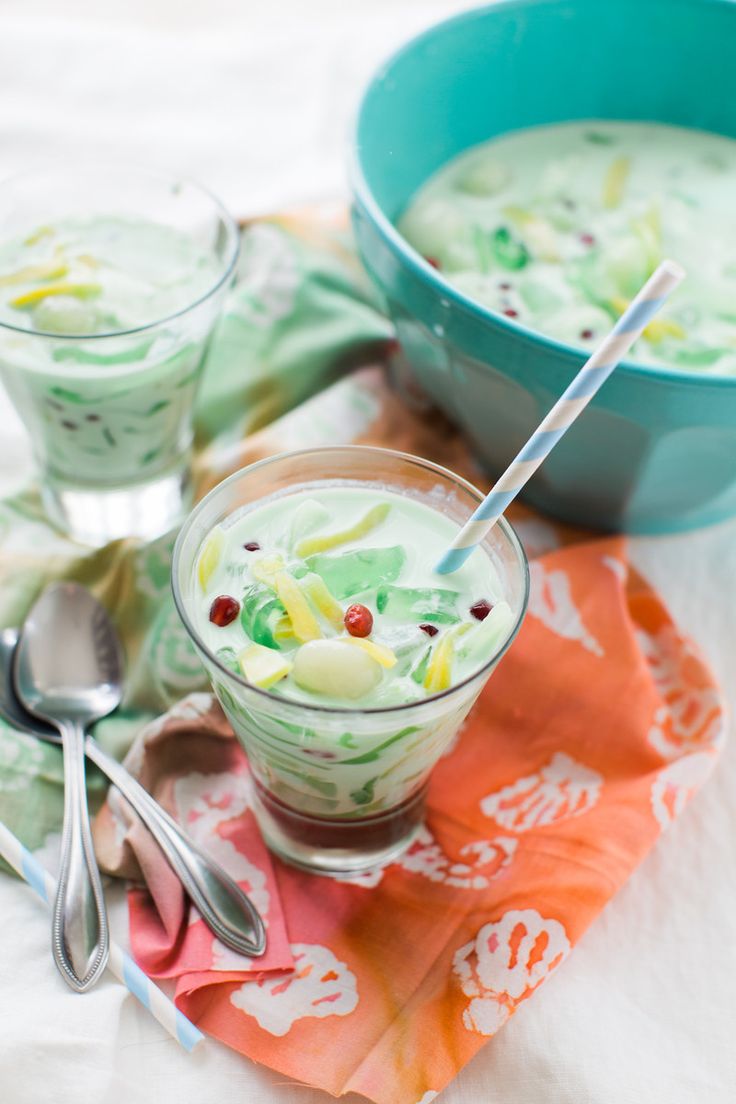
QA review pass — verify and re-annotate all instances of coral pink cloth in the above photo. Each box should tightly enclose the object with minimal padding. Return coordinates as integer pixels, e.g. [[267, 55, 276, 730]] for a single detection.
[[95, 534, 724, 1103]]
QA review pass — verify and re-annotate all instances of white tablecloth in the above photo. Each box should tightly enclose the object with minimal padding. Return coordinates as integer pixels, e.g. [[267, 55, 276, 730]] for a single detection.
[[1, 3, 735, 1101]]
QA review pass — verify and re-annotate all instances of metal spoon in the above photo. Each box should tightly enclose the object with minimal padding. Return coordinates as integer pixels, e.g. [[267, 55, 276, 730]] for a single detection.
[[1, 625, 266, 962], [13, 583, 119, 991]]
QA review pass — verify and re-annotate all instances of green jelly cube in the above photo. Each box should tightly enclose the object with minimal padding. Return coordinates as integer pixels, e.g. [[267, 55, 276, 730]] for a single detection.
[[240, 582, 286, 649], [305, 546, 405, 600], [375, 584, 460, 624], [215, 647, 240, 674]]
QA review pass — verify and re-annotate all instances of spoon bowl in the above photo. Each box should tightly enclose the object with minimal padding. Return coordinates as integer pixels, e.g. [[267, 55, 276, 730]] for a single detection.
[[14, 582, 123, 992], [15, 583, 123, 726]]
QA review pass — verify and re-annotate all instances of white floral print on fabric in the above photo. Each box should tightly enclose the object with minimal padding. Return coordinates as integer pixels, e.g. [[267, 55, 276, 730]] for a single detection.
[[601, 553, 627, 583], [399, 828, 517, 890], [173, 769, 271, 927], [453, 909, 570, 1036], [650, 752, 716, 830], [230, 224, 299, 328], [341, 827, 516, 890], [480, 752, 603, 832], [230, 943, 358, 1036], [528, 561, 604, 657], [637, 625, 725, 760]]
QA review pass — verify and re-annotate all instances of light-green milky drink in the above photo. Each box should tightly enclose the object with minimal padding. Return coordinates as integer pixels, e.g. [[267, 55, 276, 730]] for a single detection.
[[399, 121, 736, 374], [191, 486, 514, 813], [0, 216, 220, 486], [0, 166, 238, 544]]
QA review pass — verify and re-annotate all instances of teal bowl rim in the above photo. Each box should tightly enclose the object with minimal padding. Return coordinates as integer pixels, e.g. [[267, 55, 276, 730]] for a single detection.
[[350, 0, 736, 391]]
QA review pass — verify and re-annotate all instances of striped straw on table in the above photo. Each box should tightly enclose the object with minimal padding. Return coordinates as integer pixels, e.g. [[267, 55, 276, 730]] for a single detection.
[[0, 819, 203, 1051], [435, 259, 685, 575]]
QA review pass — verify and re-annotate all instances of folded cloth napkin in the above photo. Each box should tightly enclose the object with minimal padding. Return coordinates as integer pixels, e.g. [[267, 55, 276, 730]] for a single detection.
[[0, 208, 726, 1103]]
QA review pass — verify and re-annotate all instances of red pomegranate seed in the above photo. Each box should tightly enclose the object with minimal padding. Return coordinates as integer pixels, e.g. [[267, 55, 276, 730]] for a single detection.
[[424, 256, 441, 270], [580, 232, 595, 246], [503, 308, 519, 318], [344, 604, 373, 637], [243, 541, 261, 552], [580, 328, 594, 340], [470, 599, 493, 621], [419, 623, 439, 637], [209, 595, 240, 627]]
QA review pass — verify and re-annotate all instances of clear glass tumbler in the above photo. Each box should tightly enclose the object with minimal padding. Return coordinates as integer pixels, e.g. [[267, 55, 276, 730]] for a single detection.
[[173, 446, 529, 875], [0, 165, 239, 545]]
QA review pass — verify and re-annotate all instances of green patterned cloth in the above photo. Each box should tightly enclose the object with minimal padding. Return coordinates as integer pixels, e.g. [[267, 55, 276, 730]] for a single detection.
[[0, 213, 391, 856]]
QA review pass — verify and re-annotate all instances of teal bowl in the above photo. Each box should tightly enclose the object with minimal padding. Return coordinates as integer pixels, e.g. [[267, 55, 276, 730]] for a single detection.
[[351, 0, 736, 533]]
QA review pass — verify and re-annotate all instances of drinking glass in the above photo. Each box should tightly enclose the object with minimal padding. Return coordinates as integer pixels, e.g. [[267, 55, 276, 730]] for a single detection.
[[173, 446, 529, 875], [0, 165, 239, 544]]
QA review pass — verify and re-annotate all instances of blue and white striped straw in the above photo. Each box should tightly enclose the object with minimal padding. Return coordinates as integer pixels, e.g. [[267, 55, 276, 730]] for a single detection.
[[0, 820, 203, 1051], [435, 259, 685, 574]]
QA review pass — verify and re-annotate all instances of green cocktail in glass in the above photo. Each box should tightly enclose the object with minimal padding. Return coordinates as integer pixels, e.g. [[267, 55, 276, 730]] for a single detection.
[[173, 447, 529, 875], [0, 166, 239, 544]]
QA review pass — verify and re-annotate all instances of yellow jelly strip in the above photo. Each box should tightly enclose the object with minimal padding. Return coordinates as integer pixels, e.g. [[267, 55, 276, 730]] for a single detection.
[[9, 282, 102, 310], [299, 573, 344, 629], [274, 572, 321, 643], [502, 205, 535, 226], [0, 261, 69, 288], [642, 317, 686, 344], [423, 633, 454, 693], [423, 623, 471, 693], [502, 206, 559, 261], [23, 225, 54, 246], [631, 205, 662, 274], [273, 614, 296, 645], [611, 296, 685, 344], [238, 643, 292, 689], [197, 526, 224, 590], [344, 637, 397, 669], [251, 554, 286, 587], [77, 254, 100, 268], [602, 157, 630, 209], [294, 502, 390, 558]]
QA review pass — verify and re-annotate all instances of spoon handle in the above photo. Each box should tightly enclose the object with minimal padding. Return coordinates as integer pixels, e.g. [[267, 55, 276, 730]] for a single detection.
[[85, 739, 266, 958], [54, 720, 110, 991]]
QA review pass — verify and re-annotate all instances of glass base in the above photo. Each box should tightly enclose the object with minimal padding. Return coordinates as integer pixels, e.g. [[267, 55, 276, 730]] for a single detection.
[[42, 464, 192, 546], [250, 778, 427, 877]]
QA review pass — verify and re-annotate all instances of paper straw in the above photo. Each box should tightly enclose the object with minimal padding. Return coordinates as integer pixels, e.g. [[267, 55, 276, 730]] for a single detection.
[[435, 259, 685, 574], [0, 820, 203, 1051]]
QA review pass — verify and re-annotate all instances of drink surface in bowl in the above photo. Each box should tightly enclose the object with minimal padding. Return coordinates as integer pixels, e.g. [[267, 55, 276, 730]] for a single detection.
[[0, 167, 239, 545], [399, 120, 736, 375], [173, 447, 529, 875]]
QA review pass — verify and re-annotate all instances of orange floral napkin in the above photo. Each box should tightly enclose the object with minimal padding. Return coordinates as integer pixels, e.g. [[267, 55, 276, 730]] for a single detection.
[[94, 367, 725, 1103]]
